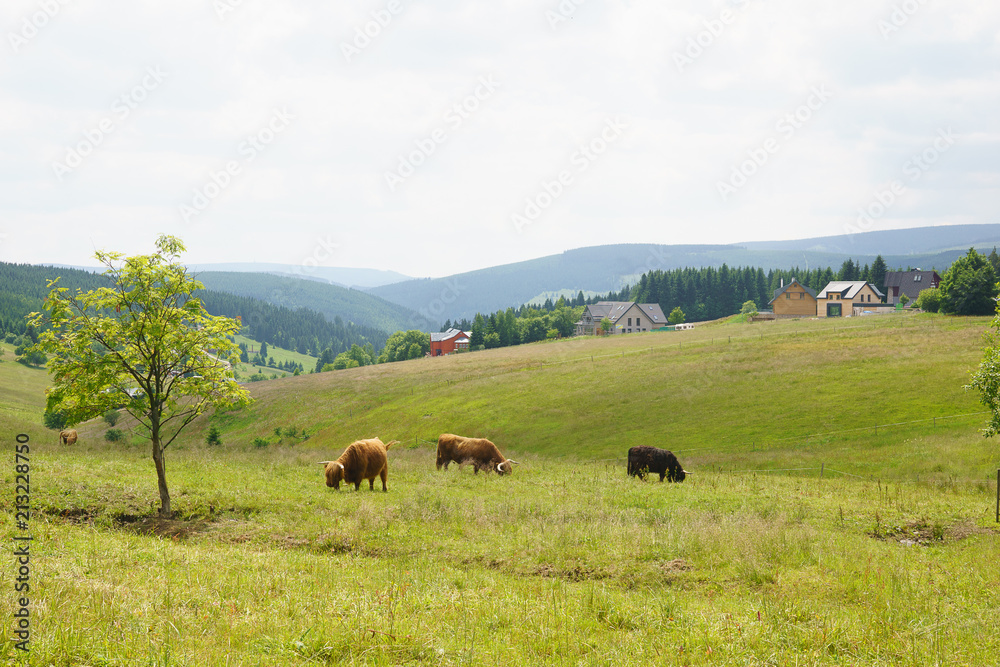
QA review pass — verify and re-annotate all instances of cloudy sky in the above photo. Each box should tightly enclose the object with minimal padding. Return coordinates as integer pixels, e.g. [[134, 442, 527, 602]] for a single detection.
[[1, 0, 997, 277]]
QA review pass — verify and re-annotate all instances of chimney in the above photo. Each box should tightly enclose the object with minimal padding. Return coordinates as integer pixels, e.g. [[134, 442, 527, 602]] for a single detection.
[[780, 278, 784, 288]]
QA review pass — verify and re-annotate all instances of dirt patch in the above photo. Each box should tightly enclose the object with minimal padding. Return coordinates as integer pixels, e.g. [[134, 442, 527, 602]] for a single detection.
[[660, 558, 693, 572], [870, 519, 1000, 546], [124, 517, 212, 539], [532, 563, 609, 582]]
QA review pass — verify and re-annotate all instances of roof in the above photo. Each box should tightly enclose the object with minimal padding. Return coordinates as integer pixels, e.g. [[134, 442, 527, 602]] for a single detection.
[[769, 278, 817, 304], [817, 281, 885, 300], [581, 301, 667, 325], [430, 328, 469, 342], [884, 270, 941, 288]]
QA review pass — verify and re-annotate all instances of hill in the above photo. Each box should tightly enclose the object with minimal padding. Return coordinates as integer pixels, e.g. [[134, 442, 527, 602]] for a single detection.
[[195, 271, 434, 334], [188, 262, 412, 288], [0, 262, 385, 356], [367, 225, 1000, 320], [6, 314, 1000, 664], [8, 313, 1000, 662]]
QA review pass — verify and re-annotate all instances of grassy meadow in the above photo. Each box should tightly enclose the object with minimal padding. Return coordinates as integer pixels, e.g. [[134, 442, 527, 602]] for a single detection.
[[3, 315, 1000, 665]]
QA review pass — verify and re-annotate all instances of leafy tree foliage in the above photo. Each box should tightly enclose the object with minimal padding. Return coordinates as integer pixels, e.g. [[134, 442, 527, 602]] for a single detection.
[[740, 301, 758, 317], [939, 248, 997, 315], [968, 298, 1000, 437], [378, 330, 430, 363], [668, 307, 686, 324], [915, 288, 941, 313], [27, 236, 252, 518]]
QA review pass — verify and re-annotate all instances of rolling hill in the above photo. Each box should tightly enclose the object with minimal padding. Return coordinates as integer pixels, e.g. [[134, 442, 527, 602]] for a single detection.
[[367, 225, 1000, 320], [194, 271, 434, 333]]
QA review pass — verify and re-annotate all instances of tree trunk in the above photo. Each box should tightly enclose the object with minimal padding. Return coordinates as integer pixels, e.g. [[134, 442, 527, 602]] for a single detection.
[[151, 433, 172, 519]]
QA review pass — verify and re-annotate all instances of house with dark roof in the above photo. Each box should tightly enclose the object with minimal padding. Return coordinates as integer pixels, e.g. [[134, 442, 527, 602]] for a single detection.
[[575, 301, 667, 335], [768, 278, 817, 317], [883, 270, 941, 305], [816, 281, 885, 317], [429, 328, 470, 356]]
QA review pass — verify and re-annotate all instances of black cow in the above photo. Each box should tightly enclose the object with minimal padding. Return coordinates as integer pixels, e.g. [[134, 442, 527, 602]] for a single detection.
[[627, 446, 688, 482]]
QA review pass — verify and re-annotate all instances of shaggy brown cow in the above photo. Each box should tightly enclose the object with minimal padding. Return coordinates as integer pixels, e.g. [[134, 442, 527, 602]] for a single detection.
[[59, 429, 78, 445], [436, 433, 518, 475], [318, 437, 398, 491]]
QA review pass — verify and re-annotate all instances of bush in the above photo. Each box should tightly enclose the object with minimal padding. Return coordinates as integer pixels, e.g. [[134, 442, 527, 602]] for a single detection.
[[103, 409, 121, 427], [252, 437, 269, 449], [916, 288, 941, 313], [105, 429, 125, 442], [274, 427, 282, 437], [43, 408, 68, 430], [206, 426, 222, 447]]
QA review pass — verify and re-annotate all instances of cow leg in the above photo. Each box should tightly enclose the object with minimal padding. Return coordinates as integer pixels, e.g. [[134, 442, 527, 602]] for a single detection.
[[354, 481, 361, 491], [369, 478, 375, 490], [659, 472, 666, 482], [380, 467, 388, 492]]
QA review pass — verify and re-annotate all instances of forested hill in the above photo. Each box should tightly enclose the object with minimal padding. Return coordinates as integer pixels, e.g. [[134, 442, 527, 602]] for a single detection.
[[0, 262, 386, 356], [195, 271, 432, 333]]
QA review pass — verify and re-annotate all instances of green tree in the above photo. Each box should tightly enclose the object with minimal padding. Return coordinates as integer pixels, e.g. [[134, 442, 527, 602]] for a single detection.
[[668, 307, 686, 325], [206, 425, 222, 446], [870, 255, 888, 300], [600, 317, 612, 335], [259, 341, 268, 358], [378, 330, 430, 363], [740, 300, 758, 317], [915, 288, 941, 313], [969, 298, 1000, 436], [939, 248, 998, 315], [484, 332, 501, 349], [27, 235, 252, 518], [103, 409, 120, 427]]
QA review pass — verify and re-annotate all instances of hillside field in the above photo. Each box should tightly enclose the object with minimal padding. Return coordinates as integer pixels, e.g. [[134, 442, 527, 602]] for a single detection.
[[2, 315, 1000, 665]]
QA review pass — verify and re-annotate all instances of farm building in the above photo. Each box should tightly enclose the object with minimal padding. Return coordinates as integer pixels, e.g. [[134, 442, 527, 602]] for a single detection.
[[769, 278, 818, 317], [816, 281, 885, 317], [429, 328, 471, 356], [883, 270, 940, 305], [575, 301, 667, 335]]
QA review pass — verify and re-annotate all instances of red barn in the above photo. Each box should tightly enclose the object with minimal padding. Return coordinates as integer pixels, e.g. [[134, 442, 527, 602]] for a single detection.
[[429, 328, 471, 356]]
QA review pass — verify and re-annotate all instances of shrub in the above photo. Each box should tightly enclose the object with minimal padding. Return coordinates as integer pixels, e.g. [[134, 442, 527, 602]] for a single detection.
[[105, 428, 125, 442], [252, 437, 269, 449], [916, 287, 941, 313], [103, 409, 121, 427], [43, 408, 68, 430], [206, 426, 222, 447], [274, 427, 282, 437]]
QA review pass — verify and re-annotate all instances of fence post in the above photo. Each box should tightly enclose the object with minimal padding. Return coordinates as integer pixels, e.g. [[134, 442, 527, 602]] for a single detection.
[[996, 469, 999, 523], [820, 463, 824, 480]]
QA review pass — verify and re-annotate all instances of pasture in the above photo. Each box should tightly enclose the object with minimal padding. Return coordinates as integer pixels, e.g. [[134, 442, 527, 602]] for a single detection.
[[3, 315, 1000, 665]]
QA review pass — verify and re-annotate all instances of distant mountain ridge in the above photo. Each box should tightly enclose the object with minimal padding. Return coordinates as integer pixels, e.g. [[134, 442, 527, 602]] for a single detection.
[[188, 263, 411, 289], [196, 271, 432, 334], [366, 224, 1000, 321]]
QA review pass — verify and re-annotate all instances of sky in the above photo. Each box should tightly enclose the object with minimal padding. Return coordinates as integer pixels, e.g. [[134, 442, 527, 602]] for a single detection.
[[1, 0, 998, 278]]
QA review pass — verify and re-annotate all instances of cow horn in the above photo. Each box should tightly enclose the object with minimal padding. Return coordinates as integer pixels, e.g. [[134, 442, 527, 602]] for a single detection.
[[335, 462, 345, 470], [509, 460, 520, 465], [318, 461, 332, 465], [497, 462, 504, 473], [683, 470, 691, 474]]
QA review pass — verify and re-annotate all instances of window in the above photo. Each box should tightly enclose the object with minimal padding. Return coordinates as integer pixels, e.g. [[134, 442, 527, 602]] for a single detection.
[[786, 293, 791, 299], [915, 275, 922, 282], [627, 318, 632, 326], [799, 293, 804, 299]]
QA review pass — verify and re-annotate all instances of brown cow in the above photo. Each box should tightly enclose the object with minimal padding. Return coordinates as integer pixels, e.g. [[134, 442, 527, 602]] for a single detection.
[[318, 437, 398, 491], [59, 429, 78, 445], [436, 433, 518, 475]]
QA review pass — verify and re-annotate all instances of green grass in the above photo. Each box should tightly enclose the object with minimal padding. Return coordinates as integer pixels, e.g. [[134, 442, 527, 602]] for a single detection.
[[232, 334, 317, 378], [3, 314, 1000, 665]]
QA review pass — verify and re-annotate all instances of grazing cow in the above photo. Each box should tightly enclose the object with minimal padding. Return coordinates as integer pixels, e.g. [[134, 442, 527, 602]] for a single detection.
[[627, 446, 688, 482], [59, 429, 78, 446], [318, 437, 398, 491], [436, 433, 518, 475]]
